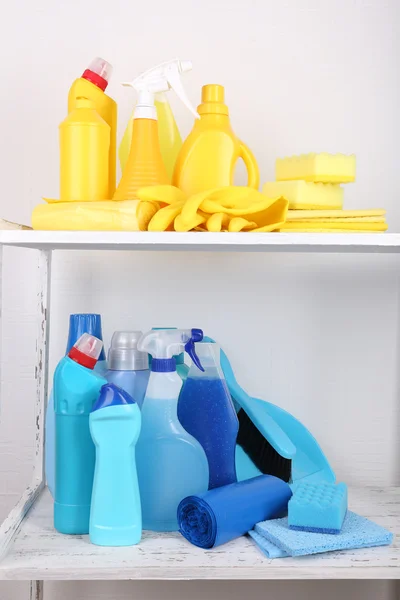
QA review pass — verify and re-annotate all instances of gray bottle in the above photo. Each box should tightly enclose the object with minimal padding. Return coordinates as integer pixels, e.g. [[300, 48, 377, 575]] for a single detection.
[[105, 331, 150, 409]]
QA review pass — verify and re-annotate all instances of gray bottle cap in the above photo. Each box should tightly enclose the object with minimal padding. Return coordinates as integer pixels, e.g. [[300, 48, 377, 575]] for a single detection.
[[108, 331, 149, 371]]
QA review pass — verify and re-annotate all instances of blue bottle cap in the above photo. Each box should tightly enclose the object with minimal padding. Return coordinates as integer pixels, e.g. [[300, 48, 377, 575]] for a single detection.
[[151, 358, 177, 372], [66, 314, 106, 361], [92, 383, 135, 412]]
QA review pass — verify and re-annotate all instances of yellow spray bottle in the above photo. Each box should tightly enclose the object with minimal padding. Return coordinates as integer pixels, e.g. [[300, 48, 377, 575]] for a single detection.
[[119, 93, 182, 181], [113, 60, 199, 201]]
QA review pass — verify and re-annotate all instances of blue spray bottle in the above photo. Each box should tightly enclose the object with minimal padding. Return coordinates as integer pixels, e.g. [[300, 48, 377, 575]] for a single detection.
[[45, 314, 107, 497], [178, 342, 239, 489], [105, 332, 150, 409], [90, 383, 142, 546], [136, 329, 209, 531], [54, 333, 106, 534]]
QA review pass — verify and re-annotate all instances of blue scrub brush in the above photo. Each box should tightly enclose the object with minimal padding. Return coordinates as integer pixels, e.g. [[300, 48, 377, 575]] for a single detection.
[[203, 337, 335, 487]]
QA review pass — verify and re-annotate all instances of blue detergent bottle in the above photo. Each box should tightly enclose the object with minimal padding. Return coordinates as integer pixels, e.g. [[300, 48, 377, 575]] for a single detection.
[[105, 331, 150, 409], [90, 383, 142, 546], [45, 314, 107, 497], [178, 342, 239, 489], [54, 333, 106, 534], [136, 328, 209, 531]]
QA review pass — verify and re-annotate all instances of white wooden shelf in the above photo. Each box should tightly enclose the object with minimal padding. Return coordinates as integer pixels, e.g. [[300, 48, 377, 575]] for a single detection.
[[1, 230, 400, 253], [0, 487, 398, 580], [1, 232, 399, 591]]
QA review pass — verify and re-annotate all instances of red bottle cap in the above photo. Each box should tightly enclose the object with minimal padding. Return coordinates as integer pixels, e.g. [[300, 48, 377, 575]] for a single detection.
[[81, 57, 112, 92], [68, 333, 103, 370]]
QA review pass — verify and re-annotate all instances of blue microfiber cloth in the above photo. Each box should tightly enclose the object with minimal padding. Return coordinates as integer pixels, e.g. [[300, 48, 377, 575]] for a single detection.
[[255, 511, 393, 557], [248, 530, 288, 558], [288, 482, 348, 534]]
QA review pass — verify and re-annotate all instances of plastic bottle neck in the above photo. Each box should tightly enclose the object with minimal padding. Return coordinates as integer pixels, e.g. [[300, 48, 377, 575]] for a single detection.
[[151, 358, 176, 372]]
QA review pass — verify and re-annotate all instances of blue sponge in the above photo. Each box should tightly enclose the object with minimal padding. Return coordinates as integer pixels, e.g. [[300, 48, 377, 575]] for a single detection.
[[289, 482, 348, 534], [255, 511, 393, 557]]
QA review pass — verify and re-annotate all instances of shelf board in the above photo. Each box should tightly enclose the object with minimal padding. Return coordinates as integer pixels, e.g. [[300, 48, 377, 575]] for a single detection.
[[1, 230, 400, 253], [0, 487, 398, 580]]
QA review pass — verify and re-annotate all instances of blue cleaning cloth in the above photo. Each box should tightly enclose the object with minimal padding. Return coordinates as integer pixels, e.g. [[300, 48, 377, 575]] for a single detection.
[[255, 511, 393, 557], [178, 474, 292, 548], [288, 482, 348, 534], [248, 530, 288, 558]]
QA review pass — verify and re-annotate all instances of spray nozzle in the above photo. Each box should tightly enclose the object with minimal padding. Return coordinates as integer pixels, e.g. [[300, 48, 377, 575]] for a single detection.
[[184, 329, 204, 372], [138, 328, 204, 373], [122, 59, 199, 121]]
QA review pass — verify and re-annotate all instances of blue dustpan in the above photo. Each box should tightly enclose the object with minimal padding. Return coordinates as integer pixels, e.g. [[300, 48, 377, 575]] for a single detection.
[[203, 337, 335, 486]]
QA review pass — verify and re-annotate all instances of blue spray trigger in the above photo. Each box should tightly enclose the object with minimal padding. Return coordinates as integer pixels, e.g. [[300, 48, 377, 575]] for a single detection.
[[185, 329, 204, 372]]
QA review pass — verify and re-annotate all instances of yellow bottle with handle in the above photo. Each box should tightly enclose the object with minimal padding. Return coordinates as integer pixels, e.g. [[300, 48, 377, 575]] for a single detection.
[[173, 84, 260, 195], [68, 58, 117, 197], [119, 93, 182, 181], [60, 98, 110, 202]]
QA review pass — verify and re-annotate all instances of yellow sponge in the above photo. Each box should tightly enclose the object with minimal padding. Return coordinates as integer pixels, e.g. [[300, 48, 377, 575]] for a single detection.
[[262, 181, 343, 210], [276, 153, 356, 184]]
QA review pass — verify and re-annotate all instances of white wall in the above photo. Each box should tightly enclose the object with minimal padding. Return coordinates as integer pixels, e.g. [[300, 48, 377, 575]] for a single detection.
[[1, 0, 399, 598]]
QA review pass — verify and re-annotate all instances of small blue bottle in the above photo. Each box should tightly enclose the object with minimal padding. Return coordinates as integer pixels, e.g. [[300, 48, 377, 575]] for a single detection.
[[45, 314, 107, 497], [54, 334, 106, 535], [105, 331, 150, 409], [136, 329, 209, 531], [89, 383, 142, 546]]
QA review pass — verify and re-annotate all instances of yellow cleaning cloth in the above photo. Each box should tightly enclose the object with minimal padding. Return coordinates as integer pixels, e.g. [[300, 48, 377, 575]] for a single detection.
[[276, 153, 356, 184], [279, 228, 385, 233], [138, 186, 289, 232], [283, 208, 388, 232], [263, 181, 344, 210], [280, 221, 387, 232], [32, 200, 159, 231], [287, 209, 386, 221]]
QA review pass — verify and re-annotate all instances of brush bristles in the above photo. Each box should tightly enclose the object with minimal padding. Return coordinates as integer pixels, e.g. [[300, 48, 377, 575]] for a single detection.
[[237, 409, 292, 482]]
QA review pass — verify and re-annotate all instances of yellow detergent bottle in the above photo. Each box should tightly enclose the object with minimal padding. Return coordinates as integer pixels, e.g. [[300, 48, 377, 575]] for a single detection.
[[68, 58, 117, 197], [173, 84, 260, 195], [59, 98, 110, 202], [113, 60, 199, 201], [119, 93, 182, 181]]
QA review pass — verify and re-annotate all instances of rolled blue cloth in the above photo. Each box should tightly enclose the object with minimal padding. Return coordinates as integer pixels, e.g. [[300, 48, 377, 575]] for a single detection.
[[178, 474, 292, 548]]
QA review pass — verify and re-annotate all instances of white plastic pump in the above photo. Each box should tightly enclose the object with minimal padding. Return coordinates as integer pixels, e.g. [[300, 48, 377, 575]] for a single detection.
[[123, 59, 200, 121]]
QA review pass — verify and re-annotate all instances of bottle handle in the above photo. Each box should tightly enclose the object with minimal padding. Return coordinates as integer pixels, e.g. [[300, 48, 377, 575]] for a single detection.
[[239, 141, 260, 190]]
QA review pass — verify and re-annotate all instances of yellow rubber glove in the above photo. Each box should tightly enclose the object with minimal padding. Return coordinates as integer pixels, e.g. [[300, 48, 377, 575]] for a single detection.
[[137, 185, 186, 206], [137, 184, 289, 232], [148, 200, 186, 232], [177, 187, 288, 232]]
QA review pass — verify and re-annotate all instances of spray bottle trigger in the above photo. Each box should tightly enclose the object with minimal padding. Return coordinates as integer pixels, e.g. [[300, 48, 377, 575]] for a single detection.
[[185, 339, 204, 372], [184, 329, 204, 372], [166, 65, 199, 120]]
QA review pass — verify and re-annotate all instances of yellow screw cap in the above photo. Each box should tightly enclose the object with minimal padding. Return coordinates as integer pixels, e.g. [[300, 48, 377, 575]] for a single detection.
[[198, 84, 229, 116]]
